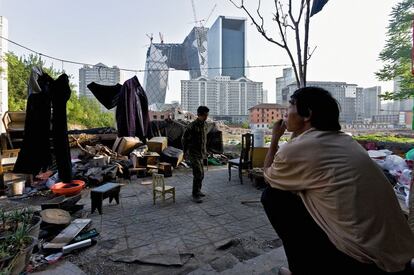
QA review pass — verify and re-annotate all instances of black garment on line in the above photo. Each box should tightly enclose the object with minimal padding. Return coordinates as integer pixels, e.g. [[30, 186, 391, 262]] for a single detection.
[[13, 72, 73, 183], [260, 187, 412, 275], [87, 76, 151, 140], [13, 73, 53, 175], [50, 74, 72, 183], [87, 82, 122, 110]]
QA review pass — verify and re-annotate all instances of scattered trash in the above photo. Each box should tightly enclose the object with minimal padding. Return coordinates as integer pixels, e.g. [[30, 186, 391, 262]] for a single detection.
[[62, 239, 93, 254], [45, 252, 63, 264]]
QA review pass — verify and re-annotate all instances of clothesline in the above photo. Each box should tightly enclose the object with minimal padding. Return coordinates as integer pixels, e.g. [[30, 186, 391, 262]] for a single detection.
[[0, 35, 290, 73]]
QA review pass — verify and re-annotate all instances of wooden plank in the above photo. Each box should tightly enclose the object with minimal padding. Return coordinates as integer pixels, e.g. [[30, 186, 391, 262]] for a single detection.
[[43, 219, 91, 249]]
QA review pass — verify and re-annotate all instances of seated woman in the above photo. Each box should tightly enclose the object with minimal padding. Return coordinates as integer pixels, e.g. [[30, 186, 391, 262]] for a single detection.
[[262, 87, 414, 275]]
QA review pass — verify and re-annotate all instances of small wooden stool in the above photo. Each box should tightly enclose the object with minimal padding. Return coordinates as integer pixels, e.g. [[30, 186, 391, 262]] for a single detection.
[[158, 162, 172, 177], [90, 182, 121, 214]]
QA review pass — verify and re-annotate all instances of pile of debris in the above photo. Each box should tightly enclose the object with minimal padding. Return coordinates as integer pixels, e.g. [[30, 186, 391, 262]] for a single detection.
[[361, 141, 414, 211]]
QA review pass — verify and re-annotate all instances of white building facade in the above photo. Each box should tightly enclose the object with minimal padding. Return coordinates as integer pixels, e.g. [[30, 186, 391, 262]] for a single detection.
[[0, 16, 8, 133], [181, 76, 264, 122], [79, 63, 121, 100]]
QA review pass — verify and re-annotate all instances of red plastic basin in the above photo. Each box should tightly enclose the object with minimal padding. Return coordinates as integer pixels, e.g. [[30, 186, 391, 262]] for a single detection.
[[51, 180, 85, 196]]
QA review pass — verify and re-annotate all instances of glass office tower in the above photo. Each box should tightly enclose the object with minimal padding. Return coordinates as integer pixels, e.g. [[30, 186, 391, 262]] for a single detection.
[[208, 16, 246, 80]]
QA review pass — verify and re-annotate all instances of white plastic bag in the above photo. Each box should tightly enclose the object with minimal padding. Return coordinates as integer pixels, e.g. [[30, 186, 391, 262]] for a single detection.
[[383, 155, 408, 172]]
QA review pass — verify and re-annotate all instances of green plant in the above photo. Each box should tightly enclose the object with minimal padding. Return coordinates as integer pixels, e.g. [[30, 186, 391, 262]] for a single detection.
[[354, 134, 414, 144], [0, 210, 6, 232], [9, 225, 31, 249]]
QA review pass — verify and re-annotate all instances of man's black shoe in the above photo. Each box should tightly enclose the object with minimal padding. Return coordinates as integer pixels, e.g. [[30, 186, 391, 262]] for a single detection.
[[192, 196, 203, 203], [197, 192, 206, 197]]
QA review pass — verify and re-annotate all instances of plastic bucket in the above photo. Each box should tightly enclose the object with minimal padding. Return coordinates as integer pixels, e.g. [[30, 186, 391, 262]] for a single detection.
[[253, 129, 265, 147], [10, 180, 25, 196]]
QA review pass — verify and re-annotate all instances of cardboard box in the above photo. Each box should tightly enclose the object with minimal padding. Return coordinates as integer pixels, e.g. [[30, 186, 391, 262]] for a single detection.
[[112, 137, 142, 155], [147, 137, 168, 154]]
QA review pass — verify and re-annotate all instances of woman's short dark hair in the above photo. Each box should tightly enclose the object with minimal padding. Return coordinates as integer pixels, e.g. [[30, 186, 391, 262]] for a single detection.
[[197, 106, 210, 116], [290, 87, 341, 131]]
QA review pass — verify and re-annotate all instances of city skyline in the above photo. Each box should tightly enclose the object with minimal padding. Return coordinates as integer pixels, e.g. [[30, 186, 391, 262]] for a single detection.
[[0, 0, 396, 104]]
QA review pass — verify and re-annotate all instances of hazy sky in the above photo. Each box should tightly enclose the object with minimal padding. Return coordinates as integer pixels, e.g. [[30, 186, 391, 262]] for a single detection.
[[0, 0, 396, 103]]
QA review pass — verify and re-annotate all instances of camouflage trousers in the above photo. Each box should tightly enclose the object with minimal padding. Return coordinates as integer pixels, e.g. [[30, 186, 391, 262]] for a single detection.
[[189, 155, 204, 196]]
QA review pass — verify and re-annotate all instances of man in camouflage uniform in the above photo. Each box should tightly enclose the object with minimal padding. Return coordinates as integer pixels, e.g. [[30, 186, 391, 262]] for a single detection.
[[182, 106, 209, 203]]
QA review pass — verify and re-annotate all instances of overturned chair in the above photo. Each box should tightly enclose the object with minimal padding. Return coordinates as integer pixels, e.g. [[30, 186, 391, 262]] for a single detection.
[[228, 133, 254, 184]]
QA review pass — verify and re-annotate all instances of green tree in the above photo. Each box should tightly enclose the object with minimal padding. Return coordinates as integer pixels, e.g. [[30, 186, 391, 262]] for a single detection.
[[376, 0, 414, 99], [241, 121, 250, 129], [3, 52, 114, 128]]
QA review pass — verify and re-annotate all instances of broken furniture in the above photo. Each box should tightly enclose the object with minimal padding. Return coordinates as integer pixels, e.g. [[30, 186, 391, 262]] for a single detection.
[[160, 146, 184, 167], [153, 173, 175, 205], [135, 151, 160, 168], [228, 133, 254, 184], [158, 162, 172, 177], [2, 111, 26, 149], [91, 182, 121, 214], [129, 167, 147, 178], [112, 136, 142, 155], [147, 137, 168, 154], [41, 193, 82, 213]]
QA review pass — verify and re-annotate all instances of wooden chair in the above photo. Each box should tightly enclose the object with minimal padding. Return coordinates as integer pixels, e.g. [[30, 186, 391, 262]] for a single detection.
[[2, 149, 20, 158], [228, 133, 254, 184], [2, 111, 26, 149], [152, 173, 175, 205], [1, 149, 20, 172]]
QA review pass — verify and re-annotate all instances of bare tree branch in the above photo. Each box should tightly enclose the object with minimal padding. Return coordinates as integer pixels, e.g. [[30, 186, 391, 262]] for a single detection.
[[274, 0, 300, 87], [229, 0, 313, 88], [303, 0, 311, 85], [230, 0, 285, 48], [307, 45, 317, 61]]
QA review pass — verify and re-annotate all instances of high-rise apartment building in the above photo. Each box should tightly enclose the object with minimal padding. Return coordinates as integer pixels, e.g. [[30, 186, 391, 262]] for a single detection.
[[79, 63, 121, 101], [275, 68, 295, 104], [181, 76, 263, 123], [0, 16, 8, 133], [283, 81, 359, 123], [207, 16, 246, 80], [361, 86, 381, 119]]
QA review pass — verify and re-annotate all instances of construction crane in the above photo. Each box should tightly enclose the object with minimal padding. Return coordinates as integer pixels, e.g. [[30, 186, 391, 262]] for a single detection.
[[190, 2, 216, 27], [146, 33, 153, 44], [159, 32, 164, 44], [191, 0, 201, 27], [204, 4, 217, 26]]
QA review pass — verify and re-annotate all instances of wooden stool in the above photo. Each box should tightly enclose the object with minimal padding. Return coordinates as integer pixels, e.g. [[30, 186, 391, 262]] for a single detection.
[[90, 182, 121, 215], [129, 167, 147, 178], [158, 162, 172, 177]]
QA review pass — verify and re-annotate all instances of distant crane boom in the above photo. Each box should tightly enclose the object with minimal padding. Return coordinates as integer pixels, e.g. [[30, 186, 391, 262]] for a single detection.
[[191, 0, 199, 26], [205, 4, 217, 25]]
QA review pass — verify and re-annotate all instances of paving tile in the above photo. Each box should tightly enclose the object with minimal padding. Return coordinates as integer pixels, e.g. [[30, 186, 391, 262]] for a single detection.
[[204, 226, 233, 243], [96, 237, 128, 256], [223, 223, 251, 236], [181, 231, 211, 249]]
